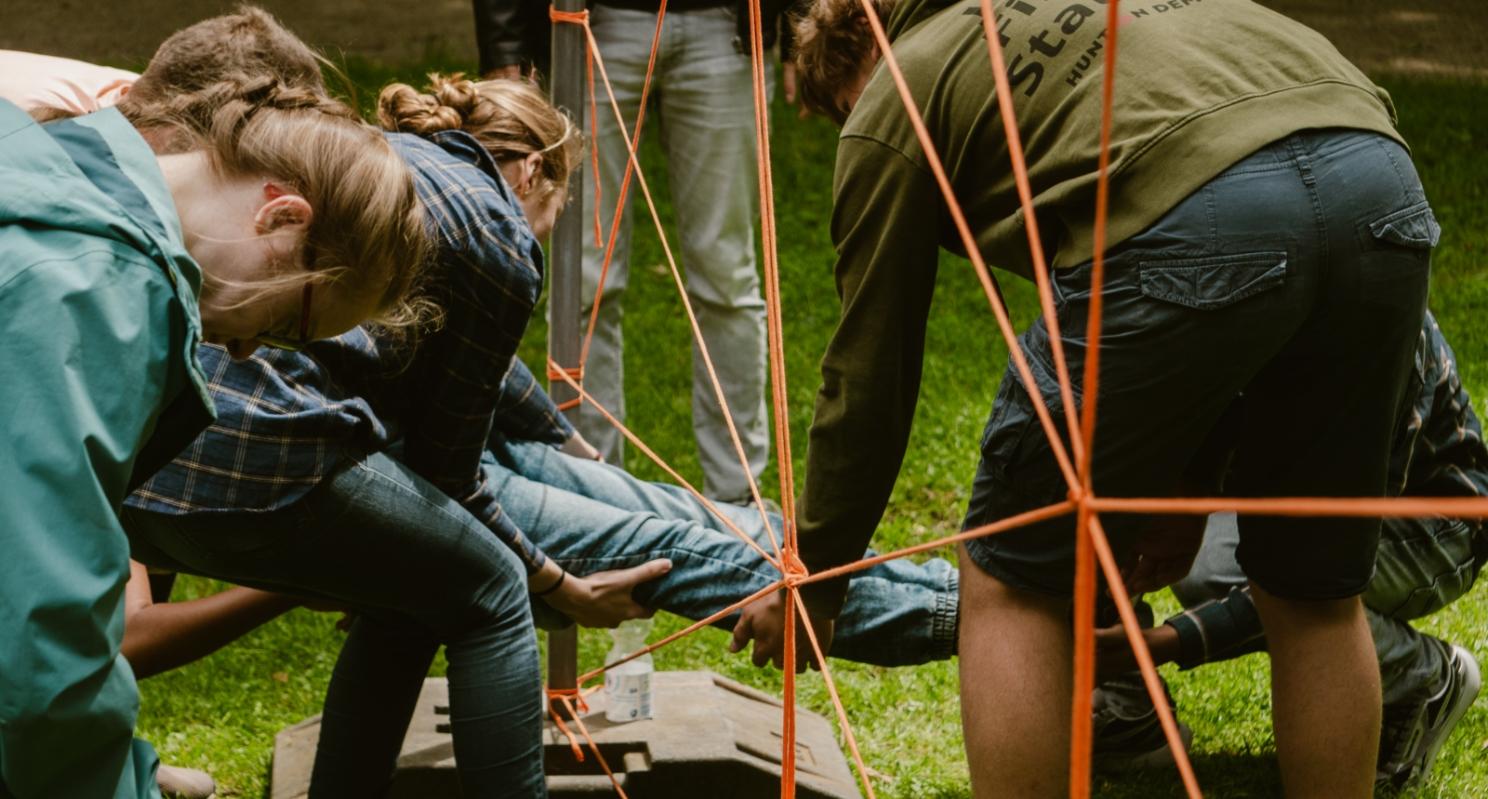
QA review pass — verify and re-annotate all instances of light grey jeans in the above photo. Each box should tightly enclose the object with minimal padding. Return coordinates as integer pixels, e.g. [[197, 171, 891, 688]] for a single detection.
[[1175, 512, 1482, 710], [573, 2, 771, 502]]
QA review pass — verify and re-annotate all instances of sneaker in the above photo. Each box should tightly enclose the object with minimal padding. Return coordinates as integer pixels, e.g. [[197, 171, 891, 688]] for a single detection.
[[1091, 673, 1194, 774], [1378, 644, 1481, 788], [1386, 642, 1482, 785], [157, 763, 216, 799]]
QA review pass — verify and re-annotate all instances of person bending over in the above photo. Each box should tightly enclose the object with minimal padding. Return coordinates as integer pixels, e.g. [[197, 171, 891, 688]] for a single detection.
[[736, 1, 1437, 796]]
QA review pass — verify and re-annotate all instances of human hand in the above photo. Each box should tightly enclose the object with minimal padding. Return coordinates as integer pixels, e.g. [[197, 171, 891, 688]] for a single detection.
[[541, 559, 672, 628], [729, 589, 834, 673], [560, 431, 603, 461], [1094, 621, 1180, 676], [781, 63, 811, 120], [1123, 514, 1205, 594]]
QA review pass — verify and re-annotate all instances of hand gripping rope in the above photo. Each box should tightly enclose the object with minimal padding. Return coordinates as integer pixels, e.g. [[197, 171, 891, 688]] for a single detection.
[[544, 1, 1488, 796]]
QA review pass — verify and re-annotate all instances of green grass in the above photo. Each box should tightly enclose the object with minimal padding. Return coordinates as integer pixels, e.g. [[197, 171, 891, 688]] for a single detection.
[[136, 68, 1488, 797]]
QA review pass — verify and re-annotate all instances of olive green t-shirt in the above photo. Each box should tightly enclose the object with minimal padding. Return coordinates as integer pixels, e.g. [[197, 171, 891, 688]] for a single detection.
[[797, 0, 1402, 608]]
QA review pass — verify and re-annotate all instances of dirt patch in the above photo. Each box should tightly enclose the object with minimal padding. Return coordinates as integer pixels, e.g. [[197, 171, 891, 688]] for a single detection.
[[1, 0, 1484, 81]]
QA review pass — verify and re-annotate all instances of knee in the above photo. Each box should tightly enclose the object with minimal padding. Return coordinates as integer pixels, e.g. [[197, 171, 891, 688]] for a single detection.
[[1252, 584, 1366, 637], [467, 572, 534, 635]]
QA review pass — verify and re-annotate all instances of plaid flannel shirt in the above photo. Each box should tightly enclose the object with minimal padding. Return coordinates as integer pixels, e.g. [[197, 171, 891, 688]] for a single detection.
[[1164, 311, 1488, 669], [127, 130, 573, 575]]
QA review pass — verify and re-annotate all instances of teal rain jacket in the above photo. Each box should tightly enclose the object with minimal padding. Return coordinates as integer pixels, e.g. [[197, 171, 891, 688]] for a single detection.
[[0, 100, 213, 798]]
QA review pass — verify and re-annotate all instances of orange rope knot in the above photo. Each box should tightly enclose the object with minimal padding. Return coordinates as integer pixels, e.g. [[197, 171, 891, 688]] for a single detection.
[[548, 7, 590, 24], [546, 364, 584, 383], [547, 686, 589, 711], [782, 550, 808, 585]]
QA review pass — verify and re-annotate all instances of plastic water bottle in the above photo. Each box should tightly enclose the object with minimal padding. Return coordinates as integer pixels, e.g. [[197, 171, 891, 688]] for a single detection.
[[604, 618, 654, 722]]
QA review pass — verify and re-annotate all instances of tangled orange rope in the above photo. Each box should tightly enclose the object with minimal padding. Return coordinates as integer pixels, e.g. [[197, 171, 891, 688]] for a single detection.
[[541, 2, 1488, 797]]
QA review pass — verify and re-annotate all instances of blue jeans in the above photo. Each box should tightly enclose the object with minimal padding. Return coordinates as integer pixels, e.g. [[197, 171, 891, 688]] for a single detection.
[[122, 453, 545, 799], [965, 130, 1436, 601], [1175, 512, 1482, 710], [487, 436, 960, 666]]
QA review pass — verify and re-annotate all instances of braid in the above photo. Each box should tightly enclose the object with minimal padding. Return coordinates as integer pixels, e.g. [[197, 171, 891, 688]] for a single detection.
[[376, 72, 581, 195], [121, 74, 359, 152]]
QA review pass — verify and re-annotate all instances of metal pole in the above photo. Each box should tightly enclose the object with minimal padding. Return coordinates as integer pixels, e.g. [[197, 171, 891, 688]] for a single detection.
[[546, 0, 586, 708]]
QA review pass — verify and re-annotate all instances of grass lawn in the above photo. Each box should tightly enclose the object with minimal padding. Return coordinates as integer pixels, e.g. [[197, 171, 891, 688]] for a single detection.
[[137, 62, 1488, 797]]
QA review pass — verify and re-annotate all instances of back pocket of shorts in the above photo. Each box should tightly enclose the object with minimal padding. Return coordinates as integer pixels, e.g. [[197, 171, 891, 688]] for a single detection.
[[1368, 201, 1441, 250], [1138, 251, 1288, 311]]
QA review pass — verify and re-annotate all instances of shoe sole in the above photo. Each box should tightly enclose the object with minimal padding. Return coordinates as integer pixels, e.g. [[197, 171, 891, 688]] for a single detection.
[[1416, 644, 1481, 783]]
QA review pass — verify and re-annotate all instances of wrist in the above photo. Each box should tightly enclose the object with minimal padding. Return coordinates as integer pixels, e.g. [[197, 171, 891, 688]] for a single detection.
[[1149, 623, 1181, 665], [531, 567, 567, 596]]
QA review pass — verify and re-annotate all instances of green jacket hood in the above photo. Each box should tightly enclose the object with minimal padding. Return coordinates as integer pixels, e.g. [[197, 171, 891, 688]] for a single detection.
[[0, 101, 201, 303]]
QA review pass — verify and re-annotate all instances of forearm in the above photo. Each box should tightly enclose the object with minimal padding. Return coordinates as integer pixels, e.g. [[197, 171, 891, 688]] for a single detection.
[[491, 356, 575, 445], [1165, 585, 1267, 669], [796, 140, 940, 615], [122, 586, 301, 679]]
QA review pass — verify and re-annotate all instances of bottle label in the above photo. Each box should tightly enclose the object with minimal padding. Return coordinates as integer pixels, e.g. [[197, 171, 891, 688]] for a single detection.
[[604, 669, 653, 722]]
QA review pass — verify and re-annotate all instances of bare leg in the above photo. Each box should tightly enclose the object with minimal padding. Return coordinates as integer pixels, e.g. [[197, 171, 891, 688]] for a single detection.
[[959, 544, 1071, 798], [1252, 583, 1379, 798]]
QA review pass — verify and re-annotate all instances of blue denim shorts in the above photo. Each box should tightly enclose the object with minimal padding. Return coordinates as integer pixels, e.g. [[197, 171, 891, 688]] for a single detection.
[[963, 129, 1438, 601]]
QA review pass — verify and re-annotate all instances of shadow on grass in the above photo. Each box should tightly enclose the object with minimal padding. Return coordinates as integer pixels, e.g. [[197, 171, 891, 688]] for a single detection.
[[1093, 752, 1282, 798]]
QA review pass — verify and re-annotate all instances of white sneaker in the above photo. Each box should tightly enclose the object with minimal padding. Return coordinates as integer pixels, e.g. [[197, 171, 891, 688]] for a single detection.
[[157, 763, 216, 799]]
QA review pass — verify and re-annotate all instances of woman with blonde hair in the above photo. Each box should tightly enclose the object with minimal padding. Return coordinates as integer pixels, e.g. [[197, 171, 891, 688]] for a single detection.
[[121, 73, 668, 797], [0, 76, 425, 797]]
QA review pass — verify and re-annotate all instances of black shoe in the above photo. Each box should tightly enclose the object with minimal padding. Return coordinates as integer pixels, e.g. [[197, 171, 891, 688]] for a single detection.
[[1091, 673, 1193, 774], [1377, 643, 1481, 788]]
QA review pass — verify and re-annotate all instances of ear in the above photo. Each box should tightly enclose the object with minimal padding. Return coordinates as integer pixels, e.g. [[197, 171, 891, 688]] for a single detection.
[[255, 188, 314, 235], [518, 152, 544, 195]]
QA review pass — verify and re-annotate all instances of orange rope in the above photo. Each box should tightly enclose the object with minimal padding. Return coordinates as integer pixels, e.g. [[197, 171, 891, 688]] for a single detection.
[[1070, 503, 1097, 796], [557, 694, 631, 798], [974, 0, 1086, 470], [579, 2, 669, 371], [854, 0, 1081, 497], [1066, 1, 1124, 791], [743, 0, 798, 546], [538, 0, 1488, 794], [737, 2, 803, 788], [1089, 495, 1488, 518], [547, 690, 586, 762], [578, 579, 785, 684], [792, 590, 880, 799], [588, 45, 603, 248], [546, 364, 584, 383], [781, 585, 798, 799], [575, 30, 784, 560], [549, 359, 785, 571], [1088, 515, 1203, 797], [798, 500, 1077, 586], [547, 8, 586, 23]]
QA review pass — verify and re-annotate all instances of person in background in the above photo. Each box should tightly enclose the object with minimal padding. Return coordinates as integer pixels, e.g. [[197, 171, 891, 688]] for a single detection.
[[473, 0, 796, 506]]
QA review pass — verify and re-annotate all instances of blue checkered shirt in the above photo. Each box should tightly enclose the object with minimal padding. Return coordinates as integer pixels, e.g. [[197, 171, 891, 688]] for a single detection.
[[126, 130, 573, 574]]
